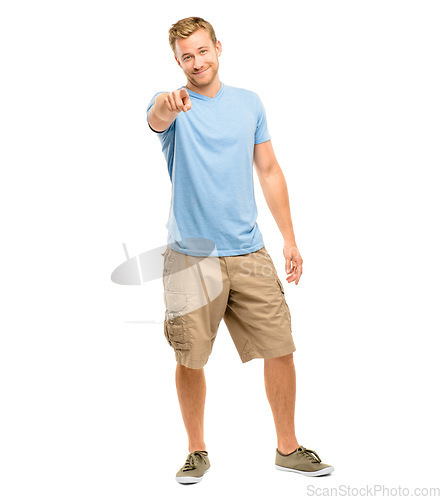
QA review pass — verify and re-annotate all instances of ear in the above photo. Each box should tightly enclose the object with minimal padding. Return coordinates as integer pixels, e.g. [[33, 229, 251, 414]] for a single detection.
[[216, 40, 222, 57], [175, 55, 182, 68]]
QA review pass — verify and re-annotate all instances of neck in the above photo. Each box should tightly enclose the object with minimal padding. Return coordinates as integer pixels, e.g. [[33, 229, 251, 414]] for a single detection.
[[185, 77, 222, 98]]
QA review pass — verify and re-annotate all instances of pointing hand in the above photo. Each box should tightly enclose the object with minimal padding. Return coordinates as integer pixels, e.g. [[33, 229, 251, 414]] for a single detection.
[[164, 88, 192, 113]]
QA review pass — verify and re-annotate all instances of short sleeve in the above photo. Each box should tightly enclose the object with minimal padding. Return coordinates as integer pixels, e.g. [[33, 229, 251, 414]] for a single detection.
[[254, 95, 271, 145]]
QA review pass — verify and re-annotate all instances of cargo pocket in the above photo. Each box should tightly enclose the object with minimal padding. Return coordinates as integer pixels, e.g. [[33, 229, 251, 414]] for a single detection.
[[277, 277, 292, 328], [163, 291, 191, 351], [164, 316, 191, 351]]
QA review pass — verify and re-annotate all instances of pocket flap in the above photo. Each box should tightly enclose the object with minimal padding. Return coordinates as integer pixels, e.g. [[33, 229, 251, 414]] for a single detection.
[[164, 291, 187, 315]]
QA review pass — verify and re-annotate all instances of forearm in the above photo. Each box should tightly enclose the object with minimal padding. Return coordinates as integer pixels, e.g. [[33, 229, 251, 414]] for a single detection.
[[258, 167, 297, 245]]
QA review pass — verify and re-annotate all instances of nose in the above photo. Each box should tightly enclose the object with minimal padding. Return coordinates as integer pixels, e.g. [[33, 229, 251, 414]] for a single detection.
[[193, 55, 203, 70]]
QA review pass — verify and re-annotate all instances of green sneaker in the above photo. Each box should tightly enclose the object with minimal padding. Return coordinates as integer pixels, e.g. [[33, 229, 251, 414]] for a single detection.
[[176, 450, 210, 484], [275, 446, 334, 476]]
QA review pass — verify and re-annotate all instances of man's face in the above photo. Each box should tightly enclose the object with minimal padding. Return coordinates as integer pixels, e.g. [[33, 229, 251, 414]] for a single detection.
[[174, 28, 222, 88]]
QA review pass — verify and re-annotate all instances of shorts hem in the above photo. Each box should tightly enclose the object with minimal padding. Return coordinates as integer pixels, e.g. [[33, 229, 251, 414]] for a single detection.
[[175, 353, 209, 369], [240, 343, 296, 363]]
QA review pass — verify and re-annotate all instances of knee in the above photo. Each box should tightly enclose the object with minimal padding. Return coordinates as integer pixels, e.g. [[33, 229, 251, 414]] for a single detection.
[[177, 362, 204, 372], [265, 353, 293, 364]]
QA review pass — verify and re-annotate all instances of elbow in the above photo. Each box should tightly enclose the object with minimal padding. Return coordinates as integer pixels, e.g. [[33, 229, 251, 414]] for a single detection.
[[260, 162, 282, 180]]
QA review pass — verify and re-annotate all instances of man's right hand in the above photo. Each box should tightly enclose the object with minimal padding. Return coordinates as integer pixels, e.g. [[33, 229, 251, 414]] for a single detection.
[[163, 88, 192, 113], [148, 88, 192, 132]]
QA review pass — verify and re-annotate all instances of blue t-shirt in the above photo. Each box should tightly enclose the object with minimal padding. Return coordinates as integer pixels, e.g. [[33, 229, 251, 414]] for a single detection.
[[146, 82, 271, 256]]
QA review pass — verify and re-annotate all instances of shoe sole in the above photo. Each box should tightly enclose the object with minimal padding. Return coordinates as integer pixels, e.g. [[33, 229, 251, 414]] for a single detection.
[[275, 464, 334, 476], [176, 466, 210, 484]]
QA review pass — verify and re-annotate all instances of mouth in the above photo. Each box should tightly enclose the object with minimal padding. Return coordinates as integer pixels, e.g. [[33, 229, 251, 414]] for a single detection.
[[194, 68, 209, 75]]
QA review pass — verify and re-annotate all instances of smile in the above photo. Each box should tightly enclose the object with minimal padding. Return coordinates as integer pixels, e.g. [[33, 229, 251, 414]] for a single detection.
[[195, 68, 209, 75]]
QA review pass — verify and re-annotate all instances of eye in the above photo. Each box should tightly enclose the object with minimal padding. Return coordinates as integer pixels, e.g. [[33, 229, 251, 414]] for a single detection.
[[201, 50, 207, 54]]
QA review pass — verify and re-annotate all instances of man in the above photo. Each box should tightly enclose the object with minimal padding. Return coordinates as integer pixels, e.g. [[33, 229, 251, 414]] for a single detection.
[[146, 16, 333, 483]]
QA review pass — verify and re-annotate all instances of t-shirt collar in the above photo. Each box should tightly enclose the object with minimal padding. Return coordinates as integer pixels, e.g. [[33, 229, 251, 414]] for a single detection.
[[183, 82, 224, 101]]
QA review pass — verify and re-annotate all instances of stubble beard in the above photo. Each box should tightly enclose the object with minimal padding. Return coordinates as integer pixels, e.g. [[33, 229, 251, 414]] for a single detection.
[[187, 63, 219, 90]]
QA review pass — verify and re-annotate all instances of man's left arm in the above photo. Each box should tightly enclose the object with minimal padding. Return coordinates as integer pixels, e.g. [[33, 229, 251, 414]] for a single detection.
[[253, 140, 303, 285]]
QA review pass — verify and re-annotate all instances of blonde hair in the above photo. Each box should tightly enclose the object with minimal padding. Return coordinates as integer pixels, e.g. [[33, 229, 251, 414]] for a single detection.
[[168, 17, 217, 55]]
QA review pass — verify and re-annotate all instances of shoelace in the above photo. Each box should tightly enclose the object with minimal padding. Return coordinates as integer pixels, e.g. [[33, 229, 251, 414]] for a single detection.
[[297, 446, 322, 463], [182, 451, 208, 471]]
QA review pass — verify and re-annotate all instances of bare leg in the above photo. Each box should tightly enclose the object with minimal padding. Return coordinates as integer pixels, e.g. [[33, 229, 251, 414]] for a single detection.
[[175, 363, 207, 453], [264, 353, 300, 454]]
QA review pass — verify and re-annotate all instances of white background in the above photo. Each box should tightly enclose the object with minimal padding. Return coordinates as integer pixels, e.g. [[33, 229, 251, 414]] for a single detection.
[[1, 0, 440, 498]]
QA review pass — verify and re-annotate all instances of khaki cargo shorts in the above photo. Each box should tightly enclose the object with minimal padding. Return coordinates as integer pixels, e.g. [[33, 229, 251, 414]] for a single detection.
[[162, 245, 295, 369]]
